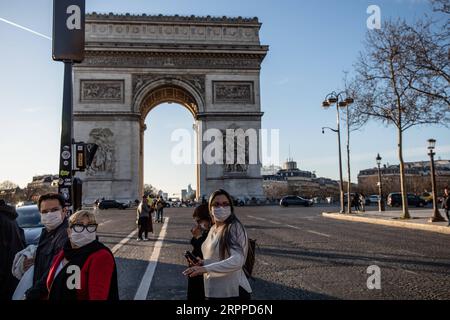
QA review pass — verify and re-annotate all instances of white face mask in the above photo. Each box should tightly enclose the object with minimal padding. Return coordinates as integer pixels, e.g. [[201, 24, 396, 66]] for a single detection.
[[212, 207, 232, 222], [41, 211, 63, 230], [70, 230, 96, 248]]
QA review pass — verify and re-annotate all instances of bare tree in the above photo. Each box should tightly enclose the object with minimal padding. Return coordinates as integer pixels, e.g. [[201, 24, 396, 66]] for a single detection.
[[143, 184, 158, 197], [0, 180, 19, 190], [354, 20, 450, 219], [342, 74, 369, 213]]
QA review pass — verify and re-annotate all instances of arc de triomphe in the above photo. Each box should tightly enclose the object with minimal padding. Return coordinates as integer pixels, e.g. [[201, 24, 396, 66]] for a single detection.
[[73, 13, 269, 204]]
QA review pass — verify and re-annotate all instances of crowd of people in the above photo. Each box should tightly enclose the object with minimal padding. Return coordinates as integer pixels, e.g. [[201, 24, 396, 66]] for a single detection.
[[0, 188, 254, 301], [0, 194, 118, 300]]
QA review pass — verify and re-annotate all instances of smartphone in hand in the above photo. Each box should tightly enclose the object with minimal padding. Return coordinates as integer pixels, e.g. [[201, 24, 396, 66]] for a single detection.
[[184, 250, 197, 264]]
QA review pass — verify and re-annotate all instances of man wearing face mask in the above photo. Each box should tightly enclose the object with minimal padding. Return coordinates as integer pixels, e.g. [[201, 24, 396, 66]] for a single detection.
[[45, 210, 118, 300], [24, 193, 69, 300]]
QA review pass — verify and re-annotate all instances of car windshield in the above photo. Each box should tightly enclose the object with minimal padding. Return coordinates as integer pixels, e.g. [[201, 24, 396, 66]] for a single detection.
[[16, 205, 43, 228]]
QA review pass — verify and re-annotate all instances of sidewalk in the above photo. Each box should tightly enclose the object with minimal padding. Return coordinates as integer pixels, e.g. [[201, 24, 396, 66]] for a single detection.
[[322, 209, 450, 235]]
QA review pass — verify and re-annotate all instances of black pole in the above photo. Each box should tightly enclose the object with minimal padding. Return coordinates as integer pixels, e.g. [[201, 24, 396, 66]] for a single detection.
[[58, 62, 74, 212], [377, 163, 385, 212], [429, 151, 445, 222]]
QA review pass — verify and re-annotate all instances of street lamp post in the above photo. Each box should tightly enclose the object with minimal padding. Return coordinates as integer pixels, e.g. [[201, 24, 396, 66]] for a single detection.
[[376, 153, 385, 212], [427, 139, 446, 222], [322, 92, 353, 214]]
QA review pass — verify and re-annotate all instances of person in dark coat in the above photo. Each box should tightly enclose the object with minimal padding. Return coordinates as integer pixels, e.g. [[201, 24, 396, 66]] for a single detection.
[[0, 200, 26, 300], [24, 193, 69, 300], [186, 204, 211, 301], [442, 186, 450, 226], [136, 196, 152, 241]]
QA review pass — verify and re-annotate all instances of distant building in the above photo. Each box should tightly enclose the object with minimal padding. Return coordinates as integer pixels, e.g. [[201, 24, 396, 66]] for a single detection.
[[181, 184, 196, 201], [358, 160, 450, 196], [27, 174, 59, 189], [261, 164, 282, 176], [262, 159, 340, 200]]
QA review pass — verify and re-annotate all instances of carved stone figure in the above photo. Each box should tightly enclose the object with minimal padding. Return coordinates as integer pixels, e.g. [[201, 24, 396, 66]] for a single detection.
[[86, 128, 115, 176]]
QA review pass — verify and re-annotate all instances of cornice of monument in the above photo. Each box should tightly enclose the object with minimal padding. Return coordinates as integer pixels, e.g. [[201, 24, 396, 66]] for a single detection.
[[86, 12, 262, 27]]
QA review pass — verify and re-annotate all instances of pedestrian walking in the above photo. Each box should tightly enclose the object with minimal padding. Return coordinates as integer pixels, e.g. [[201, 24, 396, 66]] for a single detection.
[[46, 210, 119, 300], [359, 193, 366, 212], [0, 200, 25, 300], [352, 193, 360, 212], [156, 196, 165, 223], [442, 186, 450, 227], [183, 189, 252, 301], [24, 193, 69, 300], [186, 204, 211, 301], [136, 196, 152, 241]]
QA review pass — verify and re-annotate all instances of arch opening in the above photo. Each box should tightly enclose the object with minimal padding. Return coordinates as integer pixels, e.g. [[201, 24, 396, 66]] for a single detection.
[[138, 84, 201, 201]]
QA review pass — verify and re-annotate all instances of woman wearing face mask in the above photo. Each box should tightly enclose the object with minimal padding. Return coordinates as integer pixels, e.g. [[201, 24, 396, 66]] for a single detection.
[[45, 210, 119, 300], [183, 189, 252, 300], [186, 204, 211, 301]]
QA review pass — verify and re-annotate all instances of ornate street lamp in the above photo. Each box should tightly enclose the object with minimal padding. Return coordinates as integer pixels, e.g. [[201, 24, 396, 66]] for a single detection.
[[427, 139, 445, 222], [376, 153, 385, 212], [321, 91, 353, 214]]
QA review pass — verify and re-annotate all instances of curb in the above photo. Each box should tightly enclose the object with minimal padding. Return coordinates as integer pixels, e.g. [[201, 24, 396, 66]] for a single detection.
[[322, 212, 450, 235]]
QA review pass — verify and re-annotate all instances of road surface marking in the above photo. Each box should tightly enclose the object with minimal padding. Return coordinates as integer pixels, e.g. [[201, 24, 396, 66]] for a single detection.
[[134, 217, 170, 300], [99, 219, 112, 226], [270, 221, 281, 225], [260, 259, 270, 266], [287, 224, 301, 229], [247, 215, 267, 221], [306, 230, 331, 238], [111, 229, 138, 255], [404, 269, 419, 276]]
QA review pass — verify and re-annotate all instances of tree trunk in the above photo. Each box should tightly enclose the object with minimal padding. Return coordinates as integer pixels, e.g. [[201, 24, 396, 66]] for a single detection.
[[398, 127, 410, 219]]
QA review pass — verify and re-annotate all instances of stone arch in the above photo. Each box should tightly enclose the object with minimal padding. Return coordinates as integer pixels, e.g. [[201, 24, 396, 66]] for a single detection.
[[135, 79, 205, 199], [133, 78, 205, 118]]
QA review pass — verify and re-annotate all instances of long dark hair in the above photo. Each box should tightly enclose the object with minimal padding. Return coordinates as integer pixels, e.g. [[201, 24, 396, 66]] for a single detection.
[[208, 189, 247, 260]]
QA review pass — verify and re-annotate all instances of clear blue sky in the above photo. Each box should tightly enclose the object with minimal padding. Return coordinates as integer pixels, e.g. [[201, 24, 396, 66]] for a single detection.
[[1, 0, 449, 196]]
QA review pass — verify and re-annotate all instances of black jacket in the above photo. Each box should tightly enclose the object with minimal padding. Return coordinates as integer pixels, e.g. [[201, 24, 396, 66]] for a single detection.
[[25, 217, 69, 300], [0, 204, 25, 300]]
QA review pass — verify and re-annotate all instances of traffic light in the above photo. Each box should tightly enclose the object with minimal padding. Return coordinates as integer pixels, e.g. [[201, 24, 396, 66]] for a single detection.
[[72, 142, 98, 171], [75, 143, 86, 171]]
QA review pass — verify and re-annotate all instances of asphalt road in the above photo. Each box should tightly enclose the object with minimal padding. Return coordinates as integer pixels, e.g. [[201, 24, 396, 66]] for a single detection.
[[94, 205, 450, 300]]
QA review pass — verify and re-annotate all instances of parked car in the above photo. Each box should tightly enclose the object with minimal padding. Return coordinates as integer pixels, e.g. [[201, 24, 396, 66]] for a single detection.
[[420, 192, 433, 204], [16, 200, 35, 208], [280, 196, 314, 207], [15, 205, 43, 246], [98, 199, 128, 210], [368, 195, 381, 205], [387, 193, 426, 207]]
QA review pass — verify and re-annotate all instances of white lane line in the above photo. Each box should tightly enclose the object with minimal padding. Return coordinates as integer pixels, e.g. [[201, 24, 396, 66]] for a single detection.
[[270, 221, 281, 225], [247, 215, 268, 221], [404, 269, 420, 276], [260, 259, 270, 266], [306, 230, 332, 238], [111, 229, 138, 255], [134, 217, 170, 300], [286, 224, 301, 230], [99, 219, 112, 226]]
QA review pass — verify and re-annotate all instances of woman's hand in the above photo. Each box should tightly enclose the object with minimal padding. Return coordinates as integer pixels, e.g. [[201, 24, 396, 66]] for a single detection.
[[183, 265, 207, 277], [23, 257, 34, 272]]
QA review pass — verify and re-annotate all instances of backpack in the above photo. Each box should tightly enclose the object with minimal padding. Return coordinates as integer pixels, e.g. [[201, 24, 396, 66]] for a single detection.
[[243, 238, 256, 279]]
